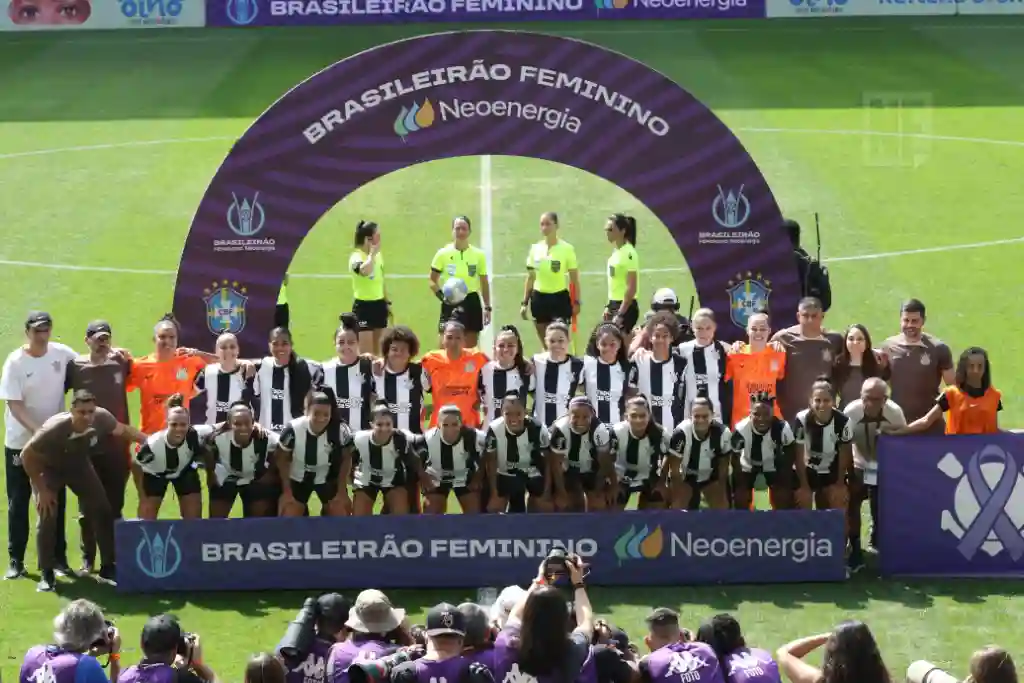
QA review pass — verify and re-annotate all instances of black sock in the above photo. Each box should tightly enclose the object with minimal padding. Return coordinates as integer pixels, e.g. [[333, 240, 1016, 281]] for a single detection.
[[849, 535, 862, 554]]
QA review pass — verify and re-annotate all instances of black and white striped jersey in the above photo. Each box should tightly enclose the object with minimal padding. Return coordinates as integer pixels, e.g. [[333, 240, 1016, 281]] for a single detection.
[[193, 365, 248, 425], [278, 416, 352, 485], [581, 356, 630, 425], [375, 363, 429, 434], [415, 426, 485, 488], [206, 428, 279, 486], [322, 357, 375, 431], [253, 358, 324, 433], [478, 362, 532, 429], [610, 421, 669, 485], [794, 408, 854, 474], [136, 425, 213, 479], [548, 416, 611, 474], [531, 353, 584, 427], [350, 429, 415, 489], [629, 353, 688, 428], [676, 340, 730, 420], [668, 420, 731, 483], [731, 417, 796, 473], [484, 416, 549, 477]]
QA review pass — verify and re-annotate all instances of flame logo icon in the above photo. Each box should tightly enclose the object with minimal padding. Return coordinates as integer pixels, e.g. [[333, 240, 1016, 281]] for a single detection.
[[394, 99, 436, 139], [614, 525, 664, 564], [595, 0, 630, 8]]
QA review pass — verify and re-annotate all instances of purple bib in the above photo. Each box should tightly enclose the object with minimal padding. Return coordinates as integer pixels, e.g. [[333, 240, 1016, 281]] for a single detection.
[[288, 639, 334, 683], [410, 658, 470, 683], [645, 642, 725, 683], [327, 639, 397, 683], [20, 646, 89, 683], [494, 625, 597, 683], [119, 662, 178, 683], [723, 649, 780, 683], [463, 648, 496, 675]]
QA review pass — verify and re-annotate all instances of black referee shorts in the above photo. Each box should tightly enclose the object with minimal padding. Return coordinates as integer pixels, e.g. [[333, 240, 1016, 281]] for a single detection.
[[352, 298, 389, 331], [606, 300, 640, 332], [530, 290, 573, 325], [439, 291, 484, 333]]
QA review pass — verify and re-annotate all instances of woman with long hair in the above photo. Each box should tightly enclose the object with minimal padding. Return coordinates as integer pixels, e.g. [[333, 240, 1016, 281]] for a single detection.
[[134, 394, 208, 521], [322, 314, 375, 431], [253, 327, 323, 434], [603, 213, 640, 337], [484, 392, 552, 514], [629, 312, 687, 429], [193, 332, 251, 425], [610, 395, 670, 510], [548, 397, 613, 512], [521, 212, 581, 344], [794, 377, 854, 514], [429, 215, 492, 349], [350, 401, 429, 516], [532, 320, 584, 428], [418, 404, 485, 514], [478, 325, 532, 430], [832, 324, 887, 409], [777, 621, 890, 683], [582, 323, 633, 425], [349, 220, 391, 355], [667, 397, 731, 510]]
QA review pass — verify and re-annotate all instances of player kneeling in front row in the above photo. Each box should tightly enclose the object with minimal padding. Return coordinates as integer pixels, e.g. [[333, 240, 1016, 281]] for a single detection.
[[203, 403, 280, 519], [667, 397, 731, 510], [731, 392, 800, 511], [134, 394, 207, 521], [548, 397, 614, 512], [417, 405, 486, 514], [485, 392, 552, 514], [351, 401, 431, 516], [610, 395, 671, 510]]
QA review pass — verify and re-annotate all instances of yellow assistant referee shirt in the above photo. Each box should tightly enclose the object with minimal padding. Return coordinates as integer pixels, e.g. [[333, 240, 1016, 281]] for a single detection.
[[349, 249, 385, 301], [607, 243, 639, 301], [430, 244, 488, 294], [526, 240, 578, 294]]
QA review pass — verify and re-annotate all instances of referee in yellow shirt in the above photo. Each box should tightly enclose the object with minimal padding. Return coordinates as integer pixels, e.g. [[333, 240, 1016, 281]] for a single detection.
[[603, 214, 640, 336], [429, 216, 492, 348], [349, 220, 390, 355], [520, 211, 581, 343]]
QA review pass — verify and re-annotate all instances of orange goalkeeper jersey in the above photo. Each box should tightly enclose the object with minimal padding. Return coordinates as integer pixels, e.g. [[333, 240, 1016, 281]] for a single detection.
[[725, 345, 786, 427], [421, 349, 489, 428]]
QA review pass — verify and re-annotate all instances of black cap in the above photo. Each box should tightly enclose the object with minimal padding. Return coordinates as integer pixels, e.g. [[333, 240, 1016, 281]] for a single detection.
[[425, 602, 466, 638], [645, 608, 680, 627], [141, 614, 182, 654], [316, 593, 351, 630], [25, 311, 52, 329], [604, 624, 631, 652], [85, 320, 113, 339]]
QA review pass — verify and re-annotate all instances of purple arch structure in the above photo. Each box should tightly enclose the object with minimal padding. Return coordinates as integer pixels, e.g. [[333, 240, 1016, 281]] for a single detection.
[[172, 30, 796, 351]]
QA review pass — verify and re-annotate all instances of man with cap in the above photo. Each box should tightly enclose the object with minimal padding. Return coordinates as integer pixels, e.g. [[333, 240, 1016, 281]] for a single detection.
[[119, 614, 217, 683], [695, 614, 780, 683], [65, 320, 134, 574], [639, 608, 724, 683], [629, 290, 694, 355], [391, 603, 493, 683], [327, 590, 407, 683], [281, 593, 351, 683], [0, 311, 78, 581]]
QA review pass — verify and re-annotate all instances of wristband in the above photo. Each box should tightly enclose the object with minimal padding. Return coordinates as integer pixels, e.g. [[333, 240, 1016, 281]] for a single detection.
[[109, 654, 121, 662], [435, 290, 445, 302]]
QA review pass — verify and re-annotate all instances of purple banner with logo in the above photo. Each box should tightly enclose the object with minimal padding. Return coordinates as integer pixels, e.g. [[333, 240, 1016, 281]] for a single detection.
[[116, 510, 844, 593], [879, 433, 1024, 577], [208, 0, 764, 27]]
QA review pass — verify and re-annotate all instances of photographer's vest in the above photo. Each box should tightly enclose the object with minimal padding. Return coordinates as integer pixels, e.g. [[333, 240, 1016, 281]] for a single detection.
[[464, 648, 496, 676], [287, 639, 333, 683], [119, 662, 178, 683], [20, 646, 89, 683], [644, 642, 724, 683], [493, 625, 598, 683], [407, 658, 471, 683], [327, 639, 397, 683], [722, 648, 781, 683]]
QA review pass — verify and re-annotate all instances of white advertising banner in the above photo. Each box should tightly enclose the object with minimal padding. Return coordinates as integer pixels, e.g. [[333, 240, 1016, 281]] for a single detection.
[[0, 0, 205, 29], [768, 0, 956, 16], [957, 0, 1024, 13]]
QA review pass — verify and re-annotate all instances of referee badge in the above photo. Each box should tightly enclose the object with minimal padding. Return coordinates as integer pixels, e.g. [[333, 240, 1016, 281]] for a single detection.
[[551, 260, 562, 273], [468, 264, 477, 277]]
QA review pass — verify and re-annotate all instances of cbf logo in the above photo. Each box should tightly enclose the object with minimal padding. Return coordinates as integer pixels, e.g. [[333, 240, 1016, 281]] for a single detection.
[[226, 0, 258, 24], [204, 280, 249, 335], [727, 272, 771, 329], [938, 445, 1024, 561], [137, 525, 183, 579], [228, 192, 266, 237], [614, 525, 664, 564], [394, 100, 436, 139], [712, 185, 750, 229]]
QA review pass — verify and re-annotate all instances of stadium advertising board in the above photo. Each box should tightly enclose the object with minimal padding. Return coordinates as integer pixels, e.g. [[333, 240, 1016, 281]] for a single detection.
[[172, 31, 799, 352], [208, 0, 763, 26], [116, 509, 845, 592], [766, 0, 956, 16], [879, 434, 1024, 578], [1, 0, 204, 29], [957, 0, 1024, 13]]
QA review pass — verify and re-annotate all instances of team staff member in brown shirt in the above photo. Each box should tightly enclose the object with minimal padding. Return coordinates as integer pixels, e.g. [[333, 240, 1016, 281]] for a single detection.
[[880, 299, 954, 434], [20, 390, 146, 592], [770, 297, 844, 422], [65, 320, 133, 574]]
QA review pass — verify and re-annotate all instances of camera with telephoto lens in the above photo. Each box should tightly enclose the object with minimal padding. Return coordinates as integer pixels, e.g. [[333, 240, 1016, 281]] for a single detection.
[[347, 648, 424, 683], [907, 661, 959, 683], [276, 598, 318, 666], [91, 620, 116, 650]]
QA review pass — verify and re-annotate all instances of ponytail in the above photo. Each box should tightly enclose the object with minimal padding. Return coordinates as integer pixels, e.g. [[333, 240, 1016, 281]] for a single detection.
[[165, 393, 186, 411], [610, 213, 637, 246]]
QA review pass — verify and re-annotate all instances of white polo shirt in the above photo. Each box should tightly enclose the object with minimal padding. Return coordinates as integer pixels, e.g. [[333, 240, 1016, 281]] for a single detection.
[[0, 343, 78, 450]]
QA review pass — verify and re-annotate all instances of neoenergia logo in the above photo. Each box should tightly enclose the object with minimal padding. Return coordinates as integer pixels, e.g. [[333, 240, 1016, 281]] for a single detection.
[[595, 0, 630, 7], [394, 100, 436, 139], [614, 525, 664, 563]]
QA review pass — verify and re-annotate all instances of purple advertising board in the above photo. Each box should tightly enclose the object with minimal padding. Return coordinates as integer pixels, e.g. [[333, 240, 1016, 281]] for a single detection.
[[879, 433, 1024, 578], [171, 30, 794, 352], [116, 509, 845, 593], [208, 0, 764, 27]]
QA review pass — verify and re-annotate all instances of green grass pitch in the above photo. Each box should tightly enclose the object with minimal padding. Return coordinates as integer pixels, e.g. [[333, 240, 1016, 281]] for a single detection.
[[2, 16, 1024, 683]]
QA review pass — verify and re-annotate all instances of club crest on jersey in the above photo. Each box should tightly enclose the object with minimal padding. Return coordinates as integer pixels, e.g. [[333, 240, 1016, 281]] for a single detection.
[[176, 368, 188, 381], [52, 360, 61, 373], [822, 349, 832, 363], [727, 272, 771, 329], [921, 353, 931, 365], [203, 280, 249, 335]]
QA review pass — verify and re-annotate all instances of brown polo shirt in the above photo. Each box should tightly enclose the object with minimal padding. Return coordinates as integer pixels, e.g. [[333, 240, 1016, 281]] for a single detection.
[[66, 355, 131, 424], [881, 333, 953, 431], [29, 408, 119, 472], [770, 325, 844, 421]]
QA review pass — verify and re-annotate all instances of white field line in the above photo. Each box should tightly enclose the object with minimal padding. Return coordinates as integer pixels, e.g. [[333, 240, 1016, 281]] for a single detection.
[[479, 154, 495, 347]]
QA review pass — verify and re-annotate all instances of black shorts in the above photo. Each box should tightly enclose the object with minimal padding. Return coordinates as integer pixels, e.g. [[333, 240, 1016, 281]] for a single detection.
[[732, 465, 797, 492], [352, 298, 389, 331], [496, 473, 546, 499], [564, 469, 600, 494], [210, 479, 280, 505], [607, 300, 640, 332], [429, 482, 473, 499], [142, 468, 202, 499], [292, 478, 338, 506], [354, 470, 409, 498], [440, 292, 484, 333], [530, 290, 573, 325], [616, 477, 663, 506], [807, 468, 841, 490]]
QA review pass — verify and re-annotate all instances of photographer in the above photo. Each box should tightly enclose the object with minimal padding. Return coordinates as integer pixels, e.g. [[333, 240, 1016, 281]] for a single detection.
[[246, 655, 287, 683], [494, 552, 595, 683], [638, 608, 723, 683], [118, 615, 217, 683], [20, 599, 121, 683], [696, 614, 780, 683], [327, 590, 411, 683], [278, 594, 352, 683], [390, 603, 493, 683], [457, 603, 495, 672], [591, 621, 638, 683]]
